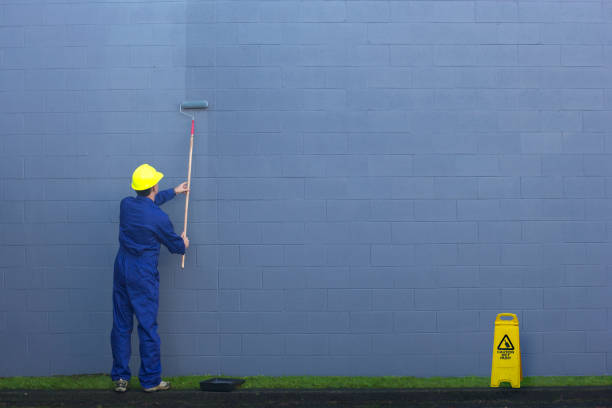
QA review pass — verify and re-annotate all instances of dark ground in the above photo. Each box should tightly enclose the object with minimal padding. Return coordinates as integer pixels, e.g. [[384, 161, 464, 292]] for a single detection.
[[2, 387, 612, 408]]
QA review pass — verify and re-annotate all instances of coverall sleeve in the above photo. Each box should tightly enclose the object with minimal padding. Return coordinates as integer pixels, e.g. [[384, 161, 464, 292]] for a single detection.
[[155, 213, 186, 255], [154, 188, 176, 206]]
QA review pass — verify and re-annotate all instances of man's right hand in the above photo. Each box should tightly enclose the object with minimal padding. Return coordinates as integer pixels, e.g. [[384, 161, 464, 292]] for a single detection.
[[181, 232, 190, 249]]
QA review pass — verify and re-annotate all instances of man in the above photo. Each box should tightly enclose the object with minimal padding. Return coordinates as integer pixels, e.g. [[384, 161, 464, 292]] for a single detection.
[[111, 163, 190, 393]]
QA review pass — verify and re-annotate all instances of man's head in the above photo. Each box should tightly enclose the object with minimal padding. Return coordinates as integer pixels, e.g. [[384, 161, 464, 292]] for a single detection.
[[135, 184, 159, 197], [132, 164, 163, 198]]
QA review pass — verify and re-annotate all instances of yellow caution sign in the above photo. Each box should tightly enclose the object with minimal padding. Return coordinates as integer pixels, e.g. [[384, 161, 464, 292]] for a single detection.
[[490, 313, 522, 388]]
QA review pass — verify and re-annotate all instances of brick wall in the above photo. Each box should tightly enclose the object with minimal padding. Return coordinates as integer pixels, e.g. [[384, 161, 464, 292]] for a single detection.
[[1, 0, 611, 377]]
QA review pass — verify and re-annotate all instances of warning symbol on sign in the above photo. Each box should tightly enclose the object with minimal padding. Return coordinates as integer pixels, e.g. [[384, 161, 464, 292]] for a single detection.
[[497, 334, 514, 351]]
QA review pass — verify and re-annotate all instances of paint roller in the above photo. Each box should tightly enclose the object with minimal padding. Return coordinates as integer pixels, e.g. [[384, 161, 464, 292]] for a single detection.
[[179, 100, 208, 269]]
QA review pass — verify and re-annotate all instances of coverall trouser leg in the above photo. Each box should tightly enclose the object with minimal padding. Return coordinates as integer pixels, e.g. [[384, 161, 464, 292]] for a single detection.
[[110, 256, 133, 382], [130, 274, 161, 389]]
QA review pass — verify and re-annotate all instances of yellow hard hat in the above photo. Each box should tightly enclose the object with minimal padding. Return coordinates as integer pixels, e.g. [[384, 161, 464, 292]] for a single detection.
[[131, 164, 164, 191]]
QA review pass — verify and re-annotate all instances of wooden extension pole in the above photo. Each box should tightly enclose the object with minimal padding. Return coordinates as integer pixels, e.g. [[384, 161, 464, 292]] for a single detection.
[[181, 118, 195, 269]]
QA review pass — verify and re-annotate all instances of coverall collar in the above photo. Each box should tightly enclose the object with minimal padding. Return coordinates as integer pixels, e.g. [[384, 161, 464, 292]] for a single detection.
[[135, 195, 156, 204]]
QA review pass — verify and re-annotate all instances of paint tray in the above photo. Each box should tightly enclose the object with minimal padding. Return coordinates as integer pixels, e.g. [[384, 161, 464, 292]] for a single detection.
[[199, 377, 245, 392]]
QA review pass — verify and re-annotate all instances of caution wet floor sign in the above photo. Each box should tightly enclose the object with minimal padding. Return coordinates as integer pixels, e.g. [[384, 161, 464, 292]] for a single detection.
[[490, 313, 522, 388]]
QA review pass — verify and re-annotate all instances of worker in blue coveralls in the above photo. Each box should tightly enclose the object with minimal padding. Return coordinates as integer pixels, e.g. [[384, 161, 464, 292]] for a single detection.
[[111, 163, 190, 393]]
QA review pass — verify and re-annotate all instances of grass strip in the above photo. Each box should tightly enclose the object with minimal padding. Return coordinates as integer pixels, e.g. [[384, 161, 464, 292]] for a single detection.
[[1, 375, 612, 390]]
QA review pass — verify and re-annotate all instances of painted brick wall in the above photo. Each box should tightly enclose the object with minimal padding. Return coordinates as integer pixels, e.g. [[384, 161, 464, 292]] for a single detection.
[[1, 0, 612, 377]]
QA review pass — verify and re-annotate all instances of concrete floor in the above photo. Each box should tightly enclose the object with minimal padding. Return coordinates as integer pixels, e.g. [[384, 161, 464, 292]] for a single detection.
[[2, 387, 612, 408]]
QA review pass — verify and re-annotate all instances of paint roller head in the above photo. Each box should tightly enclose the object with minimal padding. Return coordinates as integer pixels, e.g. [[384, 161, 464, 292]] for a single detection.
[[181, 100, 209, 110]]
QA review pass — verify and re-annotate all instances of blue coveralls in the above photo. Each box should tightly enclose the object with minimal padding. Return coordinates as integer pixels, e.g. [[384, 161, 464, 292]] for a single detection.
[[110, 188, 185, 388]]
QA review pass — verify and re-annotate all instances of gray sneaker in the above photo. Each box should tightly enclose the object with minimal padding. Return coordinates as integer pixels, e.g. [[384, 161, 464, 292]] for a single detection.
[[143, 380, 171, 393], [114, 379, 128, 393]]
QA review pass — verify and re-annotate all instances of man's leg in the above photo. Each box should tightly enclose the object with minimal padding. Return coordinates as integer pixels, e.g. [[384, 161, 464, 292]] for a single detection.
[[130, 274, 162, 389], [110, 258, 134, 383]]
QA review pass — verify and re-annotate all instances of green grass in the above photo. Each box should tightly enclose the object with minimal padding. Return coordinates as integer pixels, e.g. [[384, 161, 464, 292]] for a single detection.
[[1, 375, 612, 390]]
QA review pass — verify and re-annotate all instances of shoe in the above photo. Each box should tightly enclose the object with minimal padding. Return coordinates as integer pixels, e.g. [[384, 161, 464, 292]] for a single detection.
[[114, 379, 128, 393], [144, 380, 171, 393]]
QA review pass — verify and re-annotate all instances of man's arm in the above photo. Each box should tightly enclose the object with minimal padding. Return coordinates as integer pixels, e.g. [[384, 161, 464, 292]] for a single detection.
[[155, 213, 186, 255], [154, 182, 189, 206], [154, 188, 175, 206]]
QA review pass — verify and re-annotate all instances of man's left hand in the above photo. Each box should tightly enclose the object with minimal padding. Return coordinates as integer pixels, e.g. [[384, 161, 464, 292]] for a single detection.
[[174, 182, 189, 195]]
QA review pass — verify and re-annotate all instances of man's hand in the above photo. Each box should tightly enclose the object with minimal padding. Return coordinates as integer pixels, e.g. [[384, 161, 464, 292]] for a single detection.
[[181, 232, 190, 249], [174, 182, 189, 195]]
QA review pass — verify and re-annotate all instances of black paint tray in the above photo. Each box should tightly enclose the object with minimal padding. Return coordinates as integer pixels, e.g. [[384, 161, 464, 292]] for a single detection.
[[199, 377, 245, 392]]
